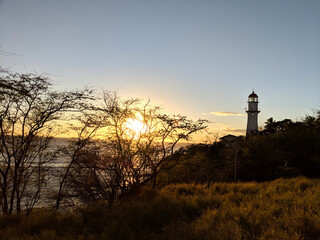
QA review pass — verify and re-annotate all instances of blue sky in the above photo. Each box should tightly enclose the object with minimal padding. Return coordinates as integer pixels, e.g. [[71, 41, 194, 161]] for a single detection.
[[0, 0, 319, 138]]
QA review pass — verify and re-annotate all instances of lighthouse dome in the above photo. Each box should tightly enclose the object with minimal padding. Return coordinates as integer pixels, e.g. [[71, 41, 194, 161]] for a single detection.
[[248, 91, 258, 98]]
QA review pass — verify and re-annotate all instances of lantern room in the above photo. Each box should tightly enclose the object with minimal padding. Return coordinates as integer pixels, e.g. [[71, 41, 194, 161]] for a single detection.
[[248, 91, 258, 103]]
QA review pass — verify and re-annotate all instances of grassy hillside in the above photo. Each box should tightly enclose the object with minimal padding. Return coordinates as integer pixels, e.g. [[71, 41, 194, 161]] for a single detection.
[[1, 177, 320, 240]]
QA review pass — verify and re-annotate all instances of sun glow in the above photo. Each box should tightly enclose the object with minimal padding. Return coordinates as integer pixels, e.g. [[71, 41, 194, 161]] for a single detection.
[[125, 117, 147, 137]]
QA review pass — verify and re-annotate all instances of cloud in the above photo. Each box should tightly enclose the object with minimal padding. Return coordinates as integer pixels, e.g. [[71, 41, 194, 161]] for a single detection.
[[224, 128, 246, 133], [203, 111, 246, 117]]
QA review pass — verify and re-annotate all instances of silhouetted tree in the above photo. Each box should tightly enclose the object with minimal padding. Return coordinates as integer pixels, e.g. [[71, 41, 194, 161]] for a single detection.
[[264, 117, 277, 134], [0, 69, 91, 214], [239, 113, 320, 181], [160, 112, 320, 184], [55, 111, 101, 209], [59, 92, 207, 205]]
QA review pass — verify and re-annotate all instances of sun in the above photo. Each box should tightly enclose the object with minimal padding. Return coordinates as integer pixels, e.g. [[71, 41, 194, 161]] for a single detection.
[[125, 118, 146, 136]]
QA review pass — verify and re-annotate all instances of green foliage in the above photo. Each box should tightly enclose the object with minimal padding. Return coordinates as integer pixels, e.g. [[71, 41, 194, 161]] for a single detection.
[[1, 178, 320, 240]]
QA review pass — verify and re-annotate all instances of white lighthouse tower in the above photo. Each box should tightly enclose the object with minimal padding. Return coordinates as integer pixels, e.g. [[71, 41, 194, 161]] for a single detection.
[[246, 91, 260, 135]]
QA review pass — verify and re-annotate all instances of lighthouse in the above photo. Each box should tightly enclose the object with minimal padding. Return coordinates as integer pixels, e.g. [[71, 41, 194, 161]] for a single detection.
[[246, 91, 260, 135]]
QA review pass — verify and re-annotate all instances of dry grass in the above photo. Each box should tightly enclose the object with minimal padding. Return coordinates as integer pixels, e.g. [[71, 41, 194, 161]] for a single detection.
[[1, 177, 320, 240]]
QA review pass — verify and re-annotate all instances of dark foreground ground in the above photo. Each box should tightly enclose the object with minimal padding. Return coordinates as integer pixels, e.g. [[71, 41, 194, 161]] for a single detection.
[[1, 177, 320, 240]]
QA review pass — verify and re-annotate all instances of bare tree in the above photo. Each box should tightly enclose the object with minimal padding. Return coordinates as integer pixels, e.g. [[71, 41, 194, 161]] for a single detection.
[[60, 92, 208, 206], [0, 69, 91, 215], [55, 111, 103, 209]]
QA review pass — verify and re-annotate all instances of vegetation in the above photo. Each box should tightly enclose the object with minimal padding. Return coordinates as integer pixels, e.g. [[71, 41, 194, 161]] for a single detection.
[[0, 69, 207, 213], [158, 113, 320, 184], [1, 177, 320, 240], [55, 91, 207, 208], [240, 116, 320, 181], [1, 68, 320, 239], [0, 69, 91, 214]]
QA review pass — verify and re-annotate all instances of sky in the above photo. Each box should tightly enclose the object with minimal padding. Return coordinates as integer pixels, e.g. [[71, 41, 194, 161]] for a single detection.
[[0, 0, 319, 140]]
